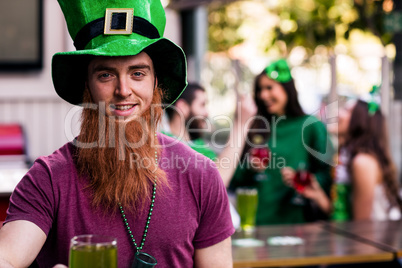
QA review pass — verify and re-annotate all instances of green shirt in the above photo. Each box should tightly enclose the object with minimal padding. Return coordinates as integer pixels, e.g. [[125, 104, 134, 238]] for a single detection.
[[331, 183, 352, 221], [330, 149, 352, 221], [230, 115, 333, 225]]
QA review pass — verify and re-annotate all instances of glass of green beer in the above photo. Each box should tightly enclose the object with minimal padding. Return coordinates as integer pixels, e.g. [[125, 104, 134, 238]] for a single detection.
[[69, 234, 117, 268], [236, 188, 258, 233]]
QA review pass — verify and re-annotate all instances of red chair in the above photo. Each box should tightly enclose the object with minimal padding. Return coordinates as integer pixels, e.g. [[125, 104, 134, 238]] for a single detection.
[[0, 124, 29, 221], [0, 124, 25, 156]]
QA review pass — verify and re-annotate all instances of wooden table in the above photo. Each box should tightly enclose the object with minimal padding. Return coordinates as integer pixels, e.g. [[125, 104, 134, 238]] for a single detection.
[[232, 223, 394, 267], [325, 220, 402, 258]]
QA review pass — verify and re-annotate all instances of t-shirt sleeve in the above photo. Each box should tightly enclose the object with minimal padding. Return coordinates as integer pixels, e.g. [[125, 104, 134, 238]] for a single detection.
[[193, 161, 235, 249], [5, 158, 55, 235], [304, 119, 334, 195]]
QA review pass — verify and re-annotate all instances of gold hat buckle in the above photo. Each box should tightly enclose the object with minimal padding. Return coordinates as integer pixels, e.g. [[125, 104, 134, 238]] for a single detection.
[[104, 8, 134, 35]]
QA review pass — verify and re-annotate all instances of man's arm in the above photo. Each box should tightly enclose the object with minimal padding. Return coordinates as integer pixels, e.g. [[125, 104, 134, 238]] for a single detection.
[[0, 220, 46, 267], [194, 237, 232, 268]]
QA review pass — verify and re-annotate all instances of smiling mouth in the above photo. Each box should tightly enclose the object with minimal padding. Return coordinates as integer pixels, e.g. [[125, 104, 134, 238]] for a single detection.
[[264, 102, 273, 107], [110, 104, 136, 111]]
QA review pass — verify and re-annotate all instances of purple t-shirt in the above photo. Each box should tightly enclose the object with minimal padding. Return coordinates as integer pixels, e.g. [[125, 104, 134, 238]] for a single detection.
[[5, 133, 234, 268]]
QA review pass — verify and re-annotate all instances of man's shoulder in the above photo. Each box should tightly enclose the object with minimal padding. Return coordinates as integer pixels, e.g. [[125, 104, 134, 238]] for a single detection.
[[19, 141, 77, 189], [34, 141, 76, 170], [158, 133, 218, 172], [158, 132, 205, 157]]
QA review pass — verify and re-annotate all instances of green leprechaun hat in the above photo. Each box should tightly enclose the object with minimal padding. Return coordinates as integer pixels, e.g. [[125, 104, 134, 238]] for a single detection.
[[264, 59, 292, 83], [52, 0, 187, 106]]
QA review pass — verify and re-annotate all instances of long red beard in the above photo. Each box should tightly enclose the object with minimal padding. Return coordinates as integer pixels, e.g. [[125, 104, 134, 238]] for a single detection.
[[76, 88, 167, 214]]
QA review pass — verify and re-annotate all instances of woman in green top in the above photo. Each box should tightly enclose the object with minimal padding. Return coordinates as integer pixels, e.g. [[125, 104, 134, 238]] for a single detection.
[[229, 59, 333, 225]]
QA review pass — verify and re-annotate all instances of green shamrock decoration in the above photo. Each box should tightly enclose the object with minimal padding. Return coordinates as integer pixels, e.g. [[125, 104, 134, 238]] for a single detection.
[[368, 85, 380, 116], [264, 59, 292, 83]]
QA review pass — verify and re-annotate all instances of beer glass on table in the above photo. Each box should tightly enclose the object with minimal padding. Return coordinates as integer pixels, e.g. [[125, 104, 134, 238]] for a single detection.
[[236, 188, 258, 234]]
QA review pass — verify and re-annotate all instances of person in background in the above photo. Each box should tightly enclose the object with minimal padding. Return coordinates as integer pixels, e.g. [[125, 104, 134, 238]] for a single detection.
[[0, 0, 234, 267], [165, 82, 257, 187], [164, 83, 216, 160], [229, 59, 334, 225], [307, 96, 402, 222], [165, 82, 257, 229]]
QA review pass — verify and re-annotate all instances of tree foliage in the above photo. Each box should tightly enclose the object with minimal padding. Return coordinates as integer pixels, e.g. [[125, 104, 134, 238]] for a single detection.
[[208, 3, 247, 52], [348, 0, 393, 45], [207, 0, 394, 54], [272, 0, 341, 52]]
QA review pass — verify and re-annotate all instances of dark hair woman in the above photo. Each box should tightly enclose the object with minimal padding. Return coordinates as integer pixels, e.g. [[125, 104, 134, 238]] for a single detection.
[[331, 99, 402, 221], [229, 59, 334, 225]]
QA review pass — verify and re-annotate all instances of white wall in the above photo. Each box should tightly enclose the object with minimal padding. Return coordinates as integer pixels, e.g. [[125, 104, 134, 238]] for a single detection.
[[0, 1, 182, 161], [0, 0, 80, 161], [165, 8, 182, 46], [0, 0, 62, 100]]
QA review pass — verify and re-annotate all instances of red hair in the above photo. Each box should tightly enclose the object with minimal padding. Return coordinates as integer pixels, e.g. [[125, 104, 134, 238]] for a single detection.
[[76, 87, 167, 213]]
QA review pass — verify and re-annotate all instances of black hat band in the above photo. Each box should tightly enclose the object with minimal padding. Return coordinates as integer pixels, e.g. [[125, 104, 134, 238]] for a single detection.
[[74, 13, 160, 50]]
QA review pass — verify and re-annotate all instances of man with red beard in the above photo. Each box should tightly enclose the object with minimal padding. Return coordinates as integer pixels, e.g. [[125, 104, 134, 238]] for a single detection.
[[0, 0, 234, 267]]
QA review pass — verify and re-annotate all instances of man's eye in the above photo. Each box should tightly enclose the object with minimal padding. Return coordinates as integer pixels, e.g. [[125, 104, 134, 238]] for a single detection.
[[97, 73, 112, 80], [133, 72, 143, 77], [100, 73, 111, 78]]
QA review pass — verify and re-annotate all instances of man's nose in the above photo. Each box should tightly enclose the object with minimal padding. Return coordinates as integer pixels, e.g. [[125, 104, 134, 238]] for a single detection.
[[115, 78, 132, 98]]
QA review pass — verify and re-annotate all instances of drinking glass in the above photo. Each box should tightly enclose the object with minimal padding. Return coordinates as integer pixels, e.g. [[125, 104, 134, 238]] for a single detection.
[[236, 188, 258, 233], [250, 135, 270, 182], [291, 168, 312, 205], [69, 234, 117, 268]]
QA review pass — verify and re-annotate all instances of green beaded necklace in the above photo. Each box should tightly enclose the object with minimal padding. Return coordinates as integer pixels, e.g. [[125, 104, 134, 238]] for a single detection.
[[119, 132, 158, 253], [118, 181, 156, 252]]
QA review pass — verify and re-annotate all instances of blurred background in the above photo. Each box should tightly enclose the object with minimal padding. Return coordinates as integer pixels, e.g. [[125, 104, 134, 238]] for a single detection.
[[0, 0, 400, 180]]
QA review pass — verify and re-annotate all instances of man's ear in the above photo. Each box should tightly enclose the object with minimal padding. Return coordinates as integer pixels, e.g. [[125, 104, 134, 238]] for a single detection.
[[175, 99, 190, 118], [82, 82, 94, 103], [84, 82, 90, 96], [153, 75, 158, 90]]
